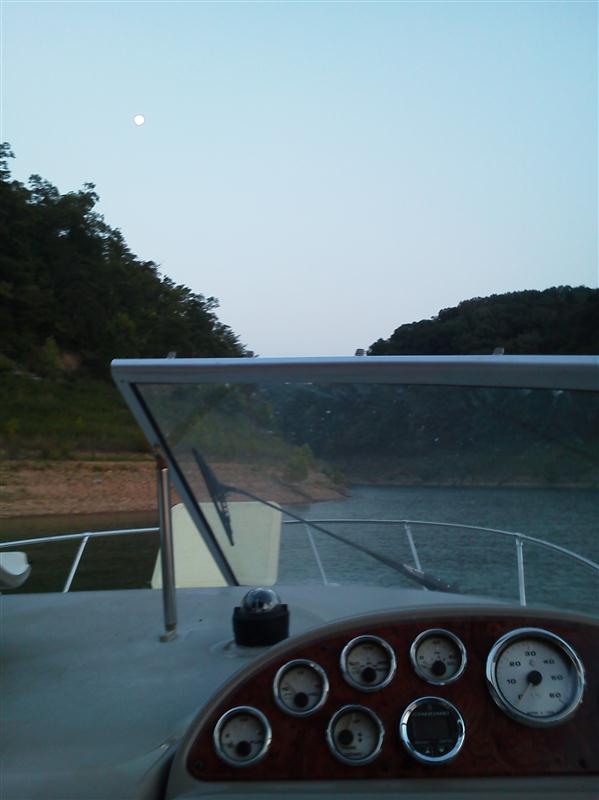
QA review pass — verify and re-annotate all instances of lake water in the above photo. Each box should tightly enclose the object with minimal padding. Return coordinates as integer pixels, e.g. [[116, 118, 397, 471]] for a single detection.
[[2, 486, 597, 616], [282, 485, 599, 617]]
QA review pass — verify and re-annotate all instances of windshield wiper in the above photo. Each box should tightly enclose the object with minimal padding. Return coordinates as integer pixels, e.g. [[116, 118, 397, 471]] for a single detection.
[[192, 448, 234, 545], [192, 448, 458, 593]]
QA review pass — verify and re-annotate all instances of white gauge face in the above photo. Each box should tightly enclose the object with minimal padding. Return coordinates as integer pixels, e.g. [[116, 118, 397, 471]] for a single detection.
[[487, 629, 584, 726], [274, 660, 328, 716], [341, 636, 396, 691], [213, 707, 271, 766], [326, 706, 384, 765], [411, 630, 466, 684]]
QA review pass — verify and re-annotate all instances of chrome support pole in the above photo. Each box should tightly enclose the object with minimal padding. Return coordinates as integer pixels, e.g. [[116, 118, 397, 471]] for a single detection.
[[63, 535, 89, 593], [516, 537, 527, 607], [156, 453, 177, 641]]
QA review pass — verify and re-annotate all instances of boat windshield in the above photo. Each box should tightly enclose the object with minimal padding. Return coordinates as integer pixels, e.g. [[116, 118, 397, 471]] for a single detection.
[[117, 359, 599, 617]]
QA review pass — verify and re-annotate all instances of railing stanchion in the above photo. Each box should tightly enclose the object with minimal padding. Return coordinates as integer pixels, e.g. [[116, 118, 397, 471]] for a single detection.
[[404, 522, 426, 590], [156, 453, 177, 641], [303, 523, 329, 585], [404, 523, 423, 569], [63, 535, 90, 593], [516, 537, 526, 607]]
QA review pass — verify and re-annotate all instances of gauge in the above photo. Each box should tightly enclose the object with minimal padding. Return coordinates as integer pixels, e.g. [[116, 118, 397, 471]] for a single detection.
[[340, 635, 396, 691], [326, 705, 384, 765], [400, 697, 465, 764], [273, 659, 329, 716], [486, 627, 585, 727], [213, 706, 272, 767], [410, 629, 467, 685]]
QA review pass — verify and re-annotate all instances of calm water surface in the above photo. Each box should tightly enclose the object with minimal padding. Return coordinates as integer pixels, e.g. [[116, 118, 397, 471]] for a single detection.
[[280, 486, 599, 617]]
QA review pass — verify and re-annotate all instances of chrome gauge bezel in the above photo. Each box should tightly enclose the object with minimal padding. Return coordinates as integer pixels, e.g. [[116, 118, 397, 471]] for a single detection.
[[273, 658, 329, 717], [326, 704, 385, 766], [486, 627, 585, 727], [213, 706, 272, 767], [399, 696, 465, 764], [340, 634, 397, 692], [410, 628, 467, 686]]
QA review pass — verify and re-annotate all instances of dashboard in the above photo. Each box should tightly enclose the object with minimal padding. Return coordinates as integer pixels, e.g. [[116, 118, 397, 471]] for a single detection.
[[180, 607, 599, 783]]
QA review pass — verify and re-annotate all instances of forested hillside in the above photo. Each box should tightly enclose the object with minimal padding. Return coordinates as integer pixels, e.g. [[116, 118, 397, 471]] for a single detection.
[[0, 143, 245, 380], [369, 287, 599, 356], [0, 143, 249, 459]]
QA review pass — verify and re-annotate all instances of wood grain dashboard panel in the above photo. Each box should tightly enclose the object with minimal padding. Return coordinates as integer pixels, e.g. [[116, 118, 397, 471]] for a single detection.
[[186, 610, 599, 781]]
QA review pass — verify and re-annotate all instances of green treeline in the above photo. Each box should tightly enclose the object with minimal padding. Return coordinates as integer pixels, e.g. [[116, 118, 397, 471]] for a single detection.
[[0, 143, 248, 458], [369, 287, 599, 356], [0, 143, 246, 380]]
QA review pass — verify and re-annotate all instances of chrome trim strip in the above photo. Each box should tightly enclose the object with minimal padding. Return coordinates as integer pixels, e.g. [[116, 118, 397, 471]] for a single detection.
[[272, 659, 329, 717], [340, 634, 397, 692], [325, 705, 384, 766], [399, 696, 465, 764], [112, 355, 599, 391], [485, 627, 585, 727], [213, 706, 272, 767], [409, 629, 467, 686]]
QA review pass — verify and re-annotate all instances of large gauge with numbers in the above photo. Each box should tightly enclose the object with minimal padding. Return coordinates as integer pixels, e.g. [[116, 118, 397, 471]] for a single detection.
[[486, 628, 585, 727]]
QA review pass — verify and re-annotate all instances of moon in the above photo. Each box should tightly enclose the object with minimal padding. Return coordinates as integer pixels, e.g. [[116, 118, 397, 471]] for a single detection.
[[133, 114, 145, 126]]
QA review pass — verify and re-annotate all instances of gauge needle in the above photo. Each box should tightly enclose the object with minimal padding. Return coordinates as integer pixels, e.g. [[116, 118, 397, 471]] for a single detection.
[[517, 681, 534, 705]]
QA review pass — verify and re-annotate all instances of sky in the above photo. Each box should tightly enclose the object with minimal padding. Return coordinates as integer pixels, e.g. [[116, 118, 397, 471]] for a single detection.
[[1, 1, 597, 356]]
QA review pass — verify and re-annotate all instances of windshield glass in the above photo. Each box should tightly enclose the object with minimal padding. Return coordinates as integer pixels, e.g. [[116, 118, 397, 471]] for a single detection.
[[134, 376, 598, 617]]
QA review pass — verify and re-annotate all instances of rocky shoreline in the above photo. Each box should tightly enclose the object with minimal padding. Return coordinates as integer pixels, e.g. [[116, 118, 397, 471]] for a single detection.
[[0, 457, 346, 518]]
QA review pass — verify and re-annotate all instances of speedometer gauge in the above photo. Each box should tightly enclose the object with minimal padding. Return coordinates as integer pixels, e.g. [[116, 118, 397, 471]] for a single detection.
[[486, 628, 585, 727]]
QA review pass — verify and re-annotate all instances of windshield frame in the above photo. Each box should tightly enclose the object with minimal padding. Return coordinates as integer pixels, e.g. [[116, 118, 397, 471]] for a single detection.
[[111, 355, 599, 587]]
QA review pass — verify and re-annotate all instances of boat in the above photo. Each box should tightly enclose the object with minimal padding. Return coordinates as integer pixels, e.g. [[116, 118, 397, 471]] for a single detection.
[[2, 355, 598, 799]]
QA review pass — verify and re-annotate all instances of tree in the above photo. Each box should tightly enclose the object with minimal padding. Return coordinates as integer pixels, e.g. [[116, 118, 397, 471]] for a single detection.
[[0, 143, 247, 378]]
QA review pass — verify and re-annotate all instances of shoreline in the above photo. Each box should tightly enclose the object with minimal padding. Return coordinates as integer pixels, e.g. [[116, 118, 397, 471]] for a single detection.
[[0, 457, 596, 519], [0, 457, 347, 518]]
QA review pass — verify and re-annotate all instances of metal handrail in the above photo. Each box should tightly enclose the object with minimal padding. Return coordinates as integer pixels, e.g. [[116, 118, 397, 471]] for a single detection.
[[0, 527, 159, 593], [283, 518, 599, 572], [0, 527, 159, 549], [2, 518, 597, 606], [283, 517, 599, 606]]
